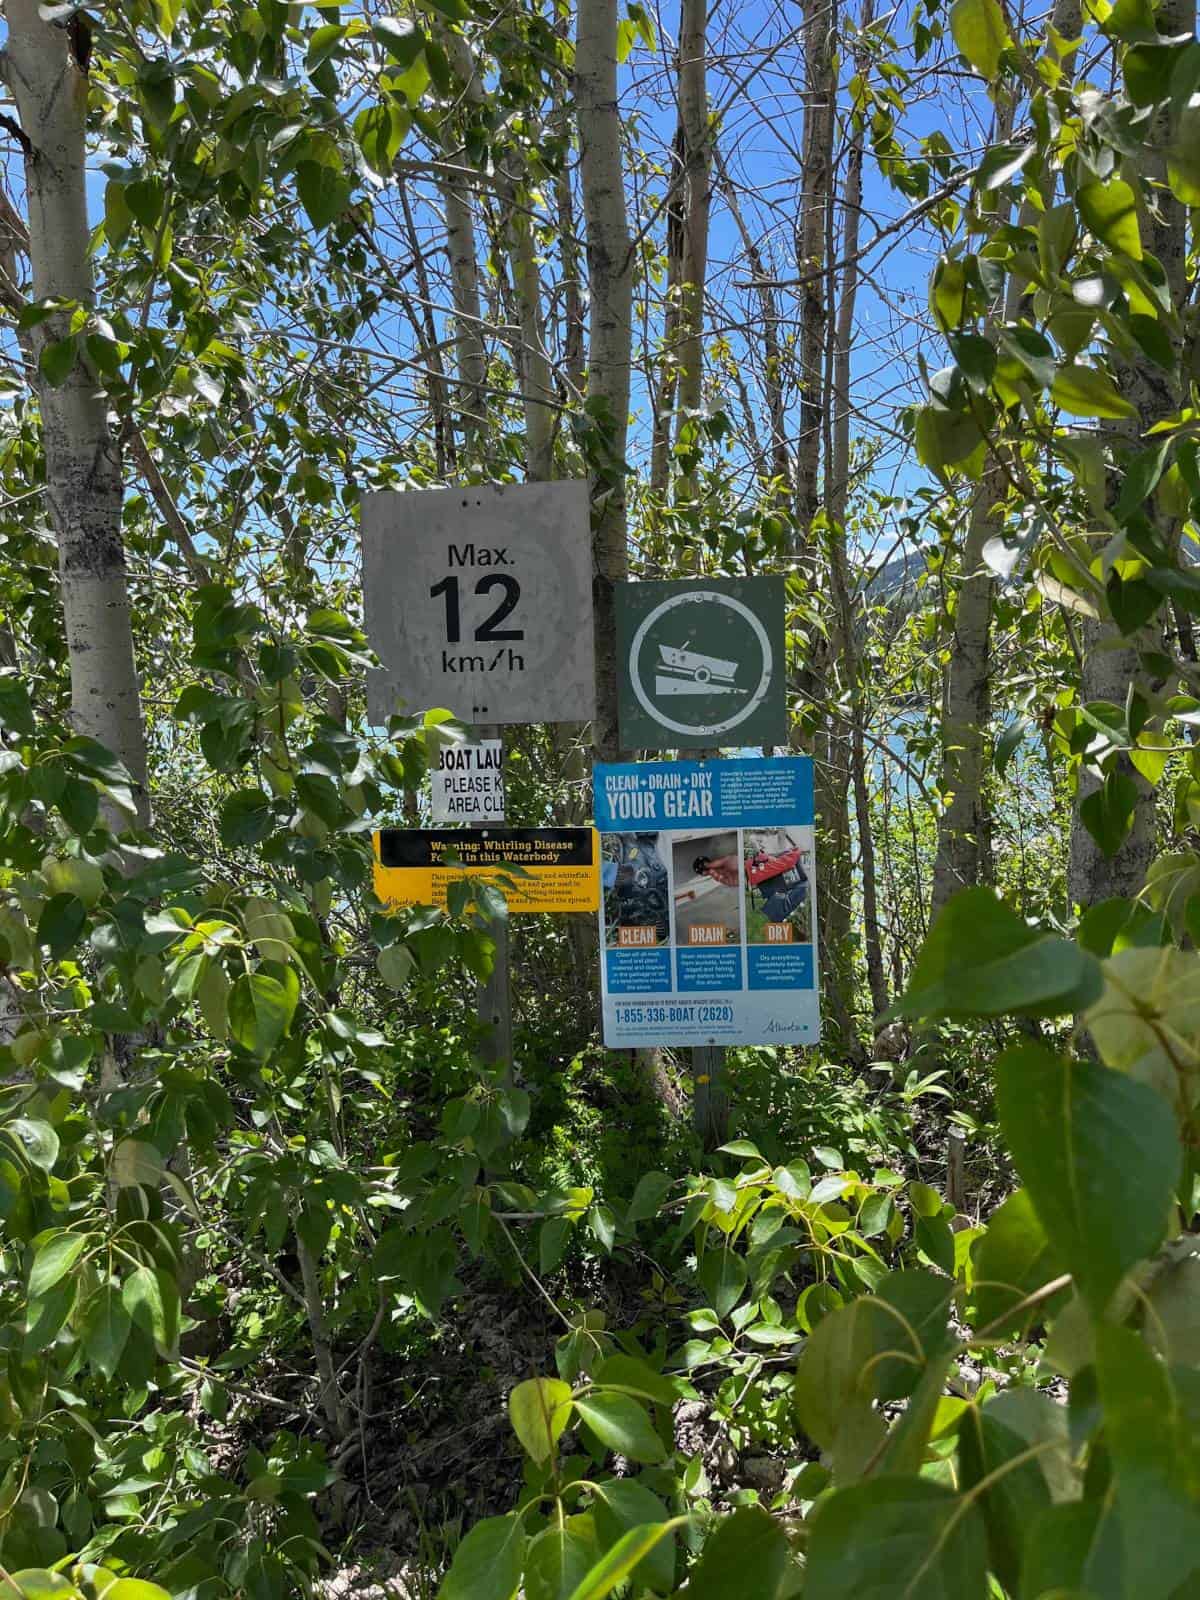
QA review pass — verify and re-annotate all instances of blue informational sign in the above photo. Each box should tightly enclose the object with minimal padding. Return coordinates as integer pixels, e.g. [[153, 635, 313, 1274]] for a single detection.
[[594, 757, 820, 1048]]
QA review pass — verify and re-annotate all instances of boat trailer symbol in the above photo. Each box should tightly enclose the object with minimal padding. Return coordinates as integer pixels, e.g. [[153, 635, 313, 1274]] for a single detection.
[[655, 643, 746, 698]]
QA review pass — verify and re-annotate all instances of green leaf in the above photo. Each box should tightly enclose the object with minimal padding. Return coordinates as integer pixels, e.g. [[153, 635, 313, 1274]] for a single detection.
[[296, 161, 350, 231], [593, 1355, 679, 1407], [508, 1377, 573, 1465], [354, 103, 409, 174], [698, 1249, 748, 1317], [563, 1522, 685, 1600], [625, 1170, 672, 1223], [377, 943, 415, 989], [197, 959, 230, 1037], [995, 1043, 1180, 1314], [98, 1582, 173, 1600], [28, 1231, 87, 1299], [1078, 178, 1142, 259], [111, 1138, 164, 1189], [1051, 363, 1138, 420], [10, 1117, 59, 1172], [525, 1526, 594, 1600], [80, 1285, 131, 1379], [930, 258, 968, 332], [0, 674, 35, 734], [219, 788, 274, 846], [539, 1216, 570, 1274], [950, 0, 1011, 77], [37, 893, 87, 959], [1021, 1501, 1111, 1597], [438, 1512, 525, 1600], [372, 16, 427, 65], [39, 337, 76, 387], [806, 1477, 988, 1599], [121, 1265, 180, 1357], [977, 141, 1035, 191], [59, 777, 99, 834], [24, 1274, 77, 1351], [1080, 771, 1140, 856], [971, 1188, 1066, 1337], [683, 1506, 791, 1599], [795, 1271, 955, 1467], [575, 1392, 666, 1464], [957, 1403, 1051, 1592], [1167, 102, 1200, 206], [295, 771, 343, 826], [228, 971, 296, 1056], [590, 1480, 673, 1594], [0, 1573, 78, 1600], [1096, 1324, 1200, 1600], [914, 404, 983, 472], [888, 887, 1101, 1020]]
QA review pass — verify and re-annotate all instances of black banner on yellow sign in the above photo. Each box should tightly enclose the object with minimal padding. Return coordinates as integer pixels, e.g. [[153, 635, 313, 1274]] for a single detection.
[[373, 828, 600, 914]]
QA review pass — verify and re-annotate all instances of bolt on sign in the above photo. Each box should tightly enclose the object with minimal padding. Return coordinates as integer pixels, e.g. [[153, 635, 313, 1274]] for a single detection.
[[361, 481, 595, 727], [373, 828, 599, 914], [616, 576, 787, 750], [594, 757, 818, 1047], [431, 739, 504, 823]]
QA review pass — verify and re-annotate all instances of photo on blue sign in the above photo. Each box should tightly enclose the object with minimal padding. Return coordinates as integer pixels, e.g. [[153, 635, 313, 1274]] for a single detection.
[[594, 757, 819, 1048]]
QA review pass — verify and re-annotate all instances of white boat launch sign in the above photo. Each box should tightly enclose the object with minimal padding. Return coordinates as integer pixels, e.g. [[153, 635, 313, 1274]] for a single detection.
[[431, 740, 504, 823]]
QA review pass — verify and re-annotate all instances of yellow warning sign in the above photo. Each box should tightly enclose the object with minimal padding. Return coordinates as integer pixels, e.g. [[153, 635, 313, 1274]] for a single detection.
[[373, 828, 599, 914]]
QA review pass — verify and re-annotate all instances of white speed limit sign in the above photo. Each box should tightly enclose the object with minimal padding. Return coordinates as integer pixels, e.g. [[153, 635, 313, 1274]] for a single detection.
[[362, 481, 595, 726]]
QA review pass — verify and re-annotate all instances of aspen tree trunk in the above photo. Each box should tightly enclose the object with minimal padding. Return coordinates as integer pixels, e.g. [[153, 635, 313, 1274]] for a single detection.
[[5, 2, 148, 821], [714, 145, 791, 495], [552, 37, 587, 400], [825, 0, 888, 1022], [577, 0, 634, 764], [928, 93, 1011, 917], [649, 126, 683, 499], [790, 0, 850, 1045], [1069, 0, 1187, 905], [504, 174, 556, 482], [398, 179, 454, 476], [794, 0, 836, 539], [1068, 0, 1187, 908], [435, 32, 488, 458], [578, 0, 680, 1113], [933, 2, 1082, 918], [672, 0, 711, 504]]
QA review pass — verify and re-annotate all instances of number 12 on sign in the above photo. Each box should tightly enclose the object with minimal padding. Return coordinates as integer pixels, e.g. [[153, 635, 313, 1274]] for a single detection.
[[429, 575, 524, 644]]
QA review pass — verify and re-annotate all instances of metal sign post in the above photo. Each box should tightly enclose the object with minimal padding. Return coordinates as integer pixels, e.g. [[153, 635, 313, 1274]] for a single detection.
[[473, 728, 510, 1069]]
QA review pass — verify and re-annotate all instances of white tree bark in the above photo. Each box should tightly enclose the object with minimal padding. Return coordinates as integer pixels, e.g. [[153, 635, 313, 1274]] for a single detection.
[[435, 30, 488, 458], [826, 0, 887, 1020], [674, 0, 710, 430], [932, 0, 1080, 917], [1068, 0, 1182, 909], [577, 0, 634, 763], [504, 172, 556, 481], [794, 0, 836, 539], [5, 1, 148, 821]]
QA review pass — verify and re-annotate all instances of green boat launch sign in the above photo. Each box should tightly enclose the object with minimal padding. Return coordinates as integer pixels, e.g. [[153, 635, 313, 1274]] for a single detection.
[[616, 577, 787, 749]]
